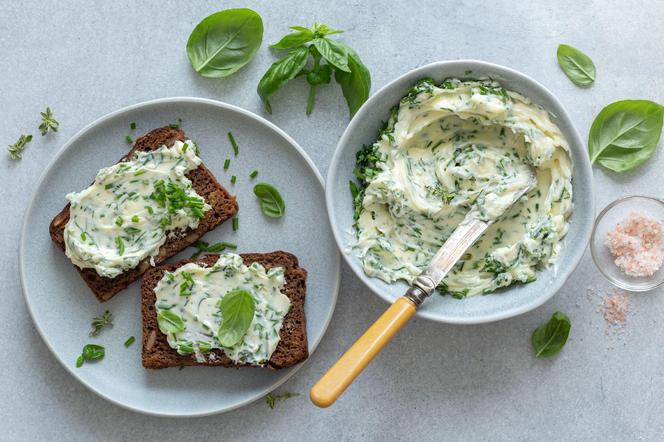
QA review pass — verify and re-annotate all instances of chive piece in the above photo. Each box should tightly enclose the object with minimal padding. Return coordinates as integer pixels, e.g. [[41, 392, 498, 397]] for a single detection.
[[230, 175, 237, 184], [131, 215, 139, 223], [224, 159, 230, 171], [182, 142, 189, 153], [124, 336, 136, 348], [232, 218, 239, 231], [130, 122, 136, 130], [249, 170, 258, 179], [221, 241, 237, 249], [80, 232, 87, 241], [126, 135, 133, 144], [116, 236, 124, 255], [146, 206, 154, 215], [104, 183, 114, 190], [133, 169, 146, 176], [169, 123, 179, 128], [115, 216, 123, 227], [228, 132, 239, 156]]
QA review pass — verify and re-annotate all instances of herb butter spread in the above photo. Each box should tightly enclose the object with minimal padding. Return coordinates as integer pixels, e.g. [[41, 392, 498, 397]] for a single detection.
[[352, 78, 573, 297], [154, 253, 291, 365], [64, 140, 210, 278]]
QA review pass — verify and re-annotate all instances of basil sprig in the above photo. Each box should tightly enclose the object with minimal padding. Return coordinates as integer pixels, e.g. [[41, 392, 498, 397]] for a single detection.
[[217, 289, 256, 347], [75, 344, 105, 367], [186, 9, 263, 78], [588, 100, 663, 172], [557, 44, 596, 87], [258, 23, 371, 117], [253, 183, 285, 218], [531, 312, 571, 358]]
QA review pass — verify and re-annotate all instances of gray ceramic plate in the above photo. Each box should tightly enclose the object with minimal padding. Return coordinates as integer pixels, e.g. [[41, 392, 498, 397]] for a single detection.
[[20, 98, 340, 417], [327, 60, 594, 324]]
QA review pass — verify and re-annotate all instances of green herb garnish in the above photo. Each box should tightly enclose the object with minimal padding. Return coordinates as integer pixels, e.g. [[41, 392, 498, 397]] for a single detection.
[[89, 310, 113, 336], [230, 175, 237, 184], [186, 9, 263, 78], [131, 215, 140, 223], [75, 344, 105, 367], [7, 134, 33, 160], [126, 135, 133, 144], [232, 217, 239, 231], [39, 107, 59, 135], [116, 236, 124, 255], [217, 289, 255, 347], [258, 22, 370, 116], [588, 100, 663, 172], [224, 159, 230, 171], [532, 311, 571, 358], [190, 240, 237, 258], [557, 44, 596, 87], [115, 216, 124, 227], [179, 271, 195, 296], [265, 391, 300, 409], [228, 132, 239, 156], [253, 183, 285, 218], [249, 170, 258, 179], [130, 122, 136, 130], [157, 310, 185, 333], [124, 336, 136, 348]]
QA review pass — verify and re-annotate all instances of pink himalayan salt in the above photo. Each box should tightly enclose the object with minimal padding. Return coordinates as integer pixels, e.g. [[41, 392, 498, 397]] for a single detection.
[[605, 211, 664, 277]]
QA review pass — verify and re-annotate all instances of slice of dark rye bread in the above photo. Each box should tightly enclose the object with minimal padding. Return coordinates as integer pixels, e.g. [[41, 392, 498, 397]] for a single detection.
[[141, 251, 309, 369], [48, 126, 238, 302]]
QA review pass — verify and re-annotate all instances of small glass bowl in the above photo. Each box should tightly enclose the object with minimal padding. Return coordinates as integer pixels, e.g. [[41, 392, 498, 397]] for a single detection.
[[591, 196, 664, 291]]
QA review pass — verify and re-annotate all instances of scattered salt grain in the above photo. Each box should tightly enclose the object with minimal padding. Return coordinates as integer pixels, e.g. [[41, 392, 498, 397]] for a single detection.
[[602, 292, 631, 326], [605, 211, 664, 277]]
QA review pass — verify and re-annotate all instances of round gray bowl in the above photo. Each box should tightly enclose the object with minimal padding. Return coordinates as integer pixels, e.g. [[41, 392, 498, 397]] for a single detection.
[[326, 60, 594, 324]]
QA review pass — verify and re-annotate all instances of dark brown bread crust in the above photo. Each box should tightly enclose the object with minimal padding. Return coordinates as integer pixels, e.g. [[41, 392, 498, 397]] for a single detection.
[[48, 127, 238, 302], [141, 251, 308, 369]]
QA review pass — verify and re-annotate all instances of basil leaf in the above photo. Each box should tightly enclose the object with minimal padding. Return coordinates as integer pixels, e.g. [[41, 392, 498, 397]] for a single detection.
[[313, 38, 350, 72], [186, 8, 263, 78], [334, 43, 371, 116], [271, 30, 314, 50], [588, 100, 664, 172], [531, 312, 571, 358], [82, 344, 105, 362], [157, 310, 186, 334], [257, 46, 309, 113], [253, 183, 286, 218], [217, 289, 255, 347], [557, 44, 596, 87]]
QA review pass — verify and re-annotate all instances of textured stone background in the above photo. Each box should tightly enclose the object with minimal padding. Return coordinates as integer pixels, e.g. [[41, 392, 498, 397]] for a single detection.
[[2, 0, 663, 440]]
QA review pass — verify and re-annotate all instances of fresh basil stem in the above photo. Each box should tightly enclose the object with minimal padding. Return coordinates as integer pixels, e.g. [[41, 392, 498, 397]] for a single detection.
[[307, 53, 321, 115]]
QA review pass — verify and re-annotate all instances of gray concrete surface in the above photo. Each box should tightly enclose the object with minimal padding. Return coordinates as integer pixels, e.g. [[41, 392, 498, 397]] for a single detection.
[[2, 0, 663, 440]]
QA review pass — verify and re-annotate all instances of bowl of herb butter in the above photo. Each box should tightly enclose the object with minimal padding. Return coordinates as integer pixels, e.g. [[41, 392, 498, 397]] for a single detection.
[[326, 60, 594, 324]]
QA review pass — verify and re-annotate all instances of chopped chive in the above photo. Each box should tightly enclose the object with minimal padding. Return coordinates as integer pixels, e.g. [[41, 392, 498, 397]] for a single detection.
[[131, 215, 140, 223], [146, 206, 154, 215], [126, 135, 133, 144], [130, 122, 136, 130], [80, 232, 87, 241], [116, 236, 124, 255], [115, 216, 123, 227], [221, 241, 237, 249], [224, 159, 230, 171], [182, 142, 189, 153], [124, 336, 136, 348], [169, 123, 179, 128], [249, 170, 258, 179], [232, 218, 239, 231], [104, 183, 114, 190], [133, 169, 146, 176], [228, 132, 239, 156], [230, 175, 237, 184]]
